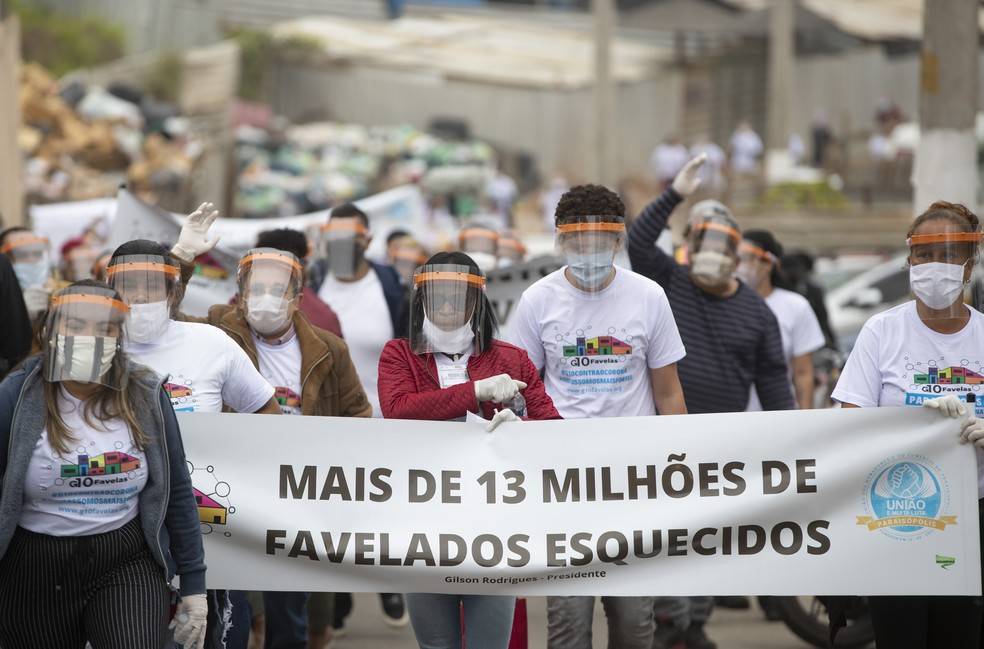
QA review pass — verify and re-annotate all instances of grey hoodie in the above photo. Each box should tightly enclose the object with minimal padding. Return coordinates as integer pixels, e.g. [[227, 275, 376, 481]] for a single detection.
[[0, 356, 206, 595]]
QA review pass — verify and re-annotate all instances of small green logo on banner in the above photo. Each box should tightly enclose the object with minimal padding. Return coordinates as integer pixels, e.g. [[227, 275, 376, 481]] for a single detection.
[[936, 554, 956, 569]]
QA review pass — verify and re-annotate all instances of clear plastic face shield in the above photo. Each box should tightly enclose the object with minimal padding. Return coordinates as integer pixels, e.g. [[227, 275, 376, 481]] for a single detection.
[[907, 227, 983, 319], [43, 286, 128, 388], [409, 264, 487, 356], [459, 228, 499, 272], [736, 240, 777, 290], [321, 219, 369, 280], [238, 248, 303, 336], [2, 232, 51, 289], [688, 220, 740, 289], [390, 240, 428, 284], [106, 255, 180, 344], [497, 233, 527, 267], [555, 217, 625, 292]]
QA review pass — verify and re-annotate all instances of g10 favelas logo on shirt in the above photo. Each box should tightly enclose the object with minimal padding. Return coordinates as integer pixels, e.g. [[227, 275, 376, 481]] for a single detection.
[[165, 377, 198, 413], [903, 356, 984, 417], [57, 445, 141, 489], [857, 455, 956, 542], [556, 326, 636, 394]]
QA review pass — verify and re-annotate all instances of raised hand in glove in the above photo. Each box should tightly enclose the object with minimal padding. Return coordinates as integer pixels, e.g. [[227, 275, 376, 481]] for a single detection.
[[487, 408, 521, 432], [171, 202, 220, 264], [474, 374, 527, 404], [170, 593, 207, 649], [671, 153, 708, 197]]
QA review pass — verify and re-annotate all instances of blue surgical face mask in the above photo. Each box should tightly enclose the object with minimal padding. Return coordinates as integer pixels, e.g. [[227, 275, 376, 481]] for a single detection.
[[566, 251, 615, 291], [13, 260, 50, 290]]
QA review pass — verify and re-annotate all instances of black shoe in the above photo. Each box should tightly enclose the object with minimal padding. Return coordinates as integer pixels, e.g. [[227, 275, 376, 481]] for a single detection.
[[714, 595, 750, 609], [380, 593, 409, 628], [652, 623, 685, 649], [684, 623, 717, 649]]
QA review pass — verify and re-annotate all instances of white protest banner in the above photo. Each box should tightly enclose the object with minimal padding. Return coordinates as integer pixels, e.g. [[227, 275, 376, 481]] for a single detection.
[[178, 407, 979, 596]]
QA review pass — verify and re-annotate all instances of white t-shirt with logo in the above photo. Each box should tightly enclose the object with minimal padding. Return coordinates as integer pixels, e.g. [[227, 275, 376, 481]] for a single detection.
[[21, 390, 149, 536], [508, 267, 686, 419], [318, 270, 394, 417], [832, 301, 984, 495], [255, 331, 304, 416], [747, 287, 826, 411], [126, 320, 274, 414]]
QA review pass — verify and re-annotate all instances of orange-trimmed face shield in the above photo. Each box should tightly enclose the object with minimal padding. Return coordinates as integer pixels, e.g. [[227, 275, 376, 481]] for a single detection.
[[106, 255, 181, 305], [409, 264, 487, 355], [907, 230, 983, 266], [238, 248, 303, 302], [42, 284, 129, 387]]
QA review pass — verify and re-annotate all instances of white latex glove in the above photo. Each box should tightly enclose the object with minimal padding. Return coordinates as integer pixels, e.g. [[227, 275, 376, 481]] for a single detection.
[[22, 287, 50, 315], [474, 374, 527, 403], [171, 202, 220, 264], [923, 394, 967, 419], [671, 153, 708, 197], [487, 408, 521, 432], [959, 418, 984, 447], [170, 593, 208, 649]]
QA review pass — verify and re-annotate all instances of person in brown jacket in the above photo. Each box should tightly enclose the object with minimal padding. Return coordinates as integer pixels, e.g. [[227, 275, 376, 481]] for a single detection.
[[199, 247, 371, 649]]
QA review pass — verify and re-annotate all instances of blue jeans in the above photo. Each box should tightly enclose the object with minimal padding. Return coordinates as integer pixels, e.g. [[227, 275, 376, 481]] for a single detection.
[[406, 593, 515, 649], [263, 592, 309, 649]]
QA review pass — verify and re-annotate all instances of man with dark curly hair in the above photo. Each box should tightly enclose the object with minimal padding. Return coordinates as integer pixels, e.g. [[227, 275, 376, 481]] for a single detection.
[[628, 155, 794, 649], [508, 183, 688, 649]]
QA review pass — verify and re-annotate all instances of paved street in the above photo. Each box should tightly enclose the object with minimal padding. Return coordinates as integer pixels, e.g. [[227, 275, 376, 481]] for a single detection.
[[332, 594, 827, 649]]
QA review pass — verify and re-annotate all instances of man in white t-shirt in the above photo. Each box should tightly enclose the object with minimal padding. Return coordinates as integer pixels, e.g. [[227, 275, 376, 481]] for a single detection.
[[313, 204, 405, 418], [737, 230, 825, 411], [108, 238, 279, 649], [650, 136, 689, 191], [729, 121, 763, 175], [309, 203, 410, 630], [508, 183, 687, 649]]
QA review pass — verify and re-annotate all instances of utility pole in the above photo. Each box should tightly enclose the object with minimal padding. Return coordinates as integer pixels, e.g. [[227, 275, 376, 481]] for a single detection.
[[914, 0, 978, 215], [593, 0, 617, 188], [766, 0, 795, 152]]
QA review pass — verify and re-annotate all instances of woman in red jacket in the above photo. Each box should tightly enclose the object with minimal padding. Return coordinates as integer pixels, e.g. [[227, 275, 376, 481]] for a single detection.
[[378, 251, 559, 649]]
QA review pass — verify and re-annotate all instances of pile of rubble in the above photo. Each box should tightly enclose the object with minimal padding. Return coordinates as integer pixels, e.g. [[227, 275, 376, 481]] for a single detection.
[[233, 119, 497, 218], [20, 63, 202, 208]]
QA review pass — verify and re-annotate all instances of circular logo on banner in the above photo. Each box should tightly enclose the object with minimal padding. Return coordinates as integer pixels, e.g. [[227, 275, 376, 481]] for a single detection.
[[858, 455, 954, 541]]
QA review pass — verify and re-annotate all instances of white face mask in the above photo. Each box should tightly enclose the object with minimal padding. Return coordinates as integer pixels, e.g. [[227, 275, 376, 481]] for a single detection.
[[565, 250, 616, 291], [910, 262, 966, 310], [469, 252, 497, 273], [422, 316, 475, 355], [55, 335, 116, 383], [13, 260, 49, 290], [691, 251, 735, 286], [246, 294, 292, 336], [125, 300, 171, 344]]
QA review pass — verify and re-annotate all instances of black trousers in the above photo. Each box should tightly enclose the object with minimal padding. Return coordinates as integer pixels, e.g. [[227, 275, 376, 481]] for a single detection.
[[870, 499, 984, 649], [0, 517, 171, 649]]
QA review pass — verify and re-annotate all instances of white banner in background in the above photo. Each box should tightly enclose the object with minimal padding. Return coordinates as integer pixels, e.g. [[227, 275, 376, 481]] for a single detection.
[[178, 407, 980, 596]]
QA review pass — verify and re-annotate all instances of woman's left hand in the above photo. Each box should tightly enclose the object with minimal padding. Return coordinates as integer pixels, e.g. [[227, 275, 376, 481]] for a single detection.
[[487, 408, 520, 432], [923, 394, 967, 418], [960, 417, 984, 447]]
